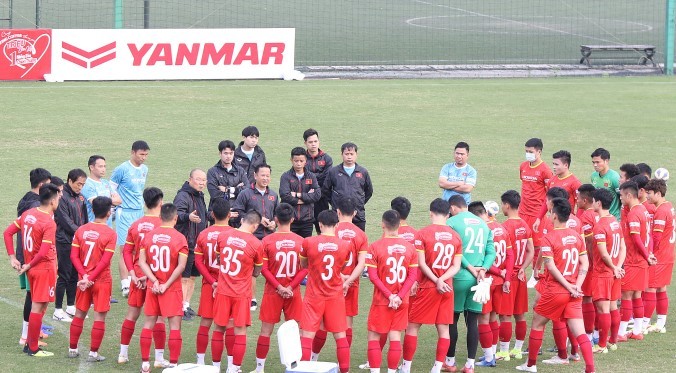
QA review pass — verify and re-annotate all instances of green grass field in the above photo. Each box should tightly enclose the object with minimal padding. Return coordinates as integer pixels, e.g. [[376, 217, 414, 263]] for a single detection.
[[1, 77, 676, 372]]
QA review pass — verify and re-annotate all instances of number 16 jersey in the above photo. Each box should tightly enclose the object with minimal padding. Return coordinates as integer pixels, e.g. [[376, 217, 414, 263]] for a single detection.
[[414, 224, 463, 288], [300, 234, 351, 299]]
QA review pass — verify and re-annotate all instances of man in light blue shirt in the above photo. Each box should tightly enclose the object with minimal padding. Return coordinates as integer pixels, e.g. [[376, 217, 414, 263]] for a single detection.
[[81, 155, 121, 226], [110, 140, 150, 297], [439, 141, 477, 204]]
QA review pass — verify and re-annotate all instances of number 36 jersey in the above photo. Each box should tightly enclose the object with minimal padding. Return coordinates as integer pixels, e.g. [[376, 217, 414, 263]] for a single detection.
[[216, 228, 263, 298], [414, 224, 463, 288], [300, 234, 351, 299], [139, 226, 189, 292], [365, 236, 418, 305]]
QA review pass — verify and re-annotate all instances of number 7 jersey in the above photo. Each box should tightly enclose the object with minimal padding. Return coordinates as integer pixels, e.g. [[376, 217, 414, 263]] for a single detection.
[[414, 224, 463, 288], [300, 234, 351, 298], [72, 222, 117, 281]]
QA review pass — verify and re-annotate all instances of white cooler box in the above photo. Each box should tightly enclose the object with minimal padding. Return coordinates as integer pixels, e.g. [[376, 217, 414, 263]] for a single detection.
[[278, 320, 339, 373]]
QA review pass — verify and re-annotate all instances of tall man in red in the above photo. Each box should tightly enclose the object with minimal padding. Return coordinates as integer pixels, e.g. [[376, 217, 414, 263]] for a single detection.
[[365, 210, 418, 373], [4, 183, 61, 357], [577, 184, 599, 341], [137, 203, 189, 372], [212, 211, 264, 373], [534, 150, 581, 232], [299, 210, 352, 373], [68, 197, 117, 362]]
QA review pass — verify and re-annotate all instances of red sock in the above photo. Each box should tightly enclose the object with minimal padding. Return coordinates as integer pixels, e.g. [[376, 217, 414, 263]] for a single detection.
[[527, 329, 544, 367], [153, 322, 166, 350], [168, 330, 182, 364], [312, 329, 327, 354], [211, 330, 224, 363], [379, 333, 388, 350], [436, 337, 450, 363], [499, 321, 513, 343], [346, 327, 353, 347], [367, 340, 381, 369], [609, 309, 621, 343], [403, 334, 417, 361], [233, 335, 246, 366], [256, 335, 270, 359], [632, 297, 645, 321], [120, 318, 136, 346], [515, 320, 527, 341], [69, 316, 85, 349], [196, 325, 209, 354], [620, 299, 632, 321], [90, 320, 105, 352], [490, 321, 500, 347], [301, 336, 312, 361], [576, 334, 595, 373], [335, 337, 350, 373], [567, 325, 579, 355], [387, 341, 402, 370], [140, 328, 152, 362], [478, 323, 493, 349], [552, 321, 568, 359], [28, 312, 43, 352], [582, 302, 596, 334], [597, 313, 611, 348], [225, 327, 235, 355], [643, 292, 656, 319], [656, 291, 669, 315]]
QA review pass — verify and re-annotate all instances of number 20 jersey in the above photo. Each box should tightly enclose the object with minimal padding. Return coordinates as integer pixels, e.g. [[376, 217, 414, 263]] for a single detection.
[[414, 224, 463, 289]]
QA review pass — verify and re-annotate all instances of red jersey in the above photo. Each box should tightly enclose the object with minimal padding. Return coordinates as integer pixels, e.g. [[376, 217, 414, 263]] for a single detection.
[[125, 215, 162, 274], [365, 236, 418, 305], [501, 217, 533, 269], [519, 160, 553, 217], [397, 224, 417, 244], [643, 200, 657, 225], [540, 227, 587, 293], [652, 202, 675, 265], [592, 215, 623, 278], [624, 203, 651, 268], [541, 214, 584, 237], [139, 226, 189, 292], [335, 221, 368, 278], [13, 207, 57, 271], [261, 231, 304, 293], [71, 222, 117, 281], [487, 220, 513, 286], [547, 174, 582, 214], [194, 224, 232, 283], [300, 234, 350, 299], [413, 224, 463, 288], [215, 229, 263, 298]]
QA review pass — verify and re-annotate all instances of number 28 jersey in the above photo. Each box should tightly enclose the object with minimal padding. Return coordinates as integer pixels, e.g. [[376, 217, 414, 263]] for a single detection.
[[216, 229, 263, 298], [365, 236, 418, 305], [300, 234, 350, 299], [139, 226, 189, 292], [414, 224, 463, 288]]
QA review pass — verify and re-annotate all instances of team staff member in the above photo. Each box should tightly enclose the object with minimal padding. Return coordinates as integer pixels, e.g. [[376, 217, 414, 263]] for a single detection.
[[234, 126, 267, 184], [82, 155, 122, 227], [207, 140, 248, 224], [111, 140, 150, 297], [439, 141, 477, 204], [174, 169, 208, 321], [590, 148, 621, 220], [303, 128, 333, 234], [323, 142, 374, 231], [54, 168, 88, 322], [233, 164, 279, 240], [279, 147, 322, 238]]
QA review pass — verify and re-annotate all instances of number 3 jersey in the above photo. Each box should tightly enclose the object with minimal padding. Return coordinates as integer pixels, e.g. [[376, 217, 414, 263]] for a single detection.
[[300, 234, 351, 299], [72, 222, 117, 281], [139, 226, 189, 292], [539, 227, 587, 293], [215, 228, 263, 298], [261, 231, 304, 294], [414, 224, 463, 288], [365, 236, 418, 305]]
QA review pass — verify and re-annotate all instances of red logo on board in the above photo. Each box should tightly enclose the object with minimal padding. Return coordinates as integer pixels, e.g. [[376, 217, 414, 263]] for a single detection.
[[0, 29, 52, 80], [62, 41, 116, 68]]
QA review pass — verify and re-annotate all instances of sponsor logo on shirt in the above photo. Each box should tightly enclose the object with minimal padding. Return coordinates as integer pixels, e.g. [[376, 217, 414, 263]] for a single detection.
[[399, 232, 415, 241], [594, 233, 606, 240], [387, 244, 407, 254], [610, 222, 620, 230], [207, 231, 221, 241], [275, 239, 297, 250], [25, 215, 37, 224], [561, 235, 578, 245], [337, 229, 356, 239], [318, 242, 338, 252], [227, 236, 247, 248], [515, 227, 527, 236], [464, 218, 481, 225], [522, 175, 539, 182], [318, 160, 326, 166], [153, 234, 171, 244], [138, 222, 155, 232], [434, 232, 454, 241], [566, 219, 578, 228], [83, 230, 100, 240], [492, 227, 505, 236]]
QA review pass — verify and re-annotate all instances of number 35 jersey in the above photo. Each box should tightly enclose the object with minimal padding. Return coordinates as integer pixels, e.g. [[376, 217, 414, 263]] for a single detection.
[[300, 234, 351, 299], [139, 226, 189, 292], [216, 228, 263, 298], [365, 236, 418, 305], [414, 224, 463, 289]]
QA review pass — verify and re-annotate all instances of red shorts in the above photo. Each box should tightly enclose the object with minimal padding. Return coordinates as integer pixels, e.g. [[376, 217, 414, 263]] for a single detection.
[[28, 268, 56, 303], [510, 277, 529, 315], [127, 282, 146, 308], [408, 286, 454, 325], [300, 295, 346, 333], [198, 283, 216, 319], [581, 271, 594, 297], [520, 214, 542, 247], [649, 263, 674, 288], [214, 294, 251, 328], [259, 290, 303, 324], [592, 276, 621, 302], [344, 285, 359, 317], [367, 304, 409, 333], [76, 280, 111, 313], [622, 266, 649, 291], [534, 292, 582, 321], [482, 285, 503, 314], [144, 289, 183, 318]]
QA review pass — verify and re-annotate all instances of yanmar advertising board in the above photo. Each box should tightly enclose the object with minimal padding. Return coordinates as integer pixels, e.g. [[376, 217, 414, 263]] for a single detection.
[[0, 29, 52, 80], [51, 28, 295, 80]]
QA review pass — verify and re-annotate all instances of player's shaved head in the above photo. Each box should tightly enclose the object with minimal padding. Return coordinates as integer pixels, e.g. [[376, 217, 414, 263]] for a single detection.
[[92, 196, 113, 219], [430, 198, 451, 216], [211, 198, 230, 221], [382, 210, 401, 231], [241, 210, 262, 225], [391, 196, 412, 220], [143, 187, 163, 209], [336, 197, 357, 216], [551, 198, 571, 223], [468, 201, 486, 217], [160, 203, 178, 222]]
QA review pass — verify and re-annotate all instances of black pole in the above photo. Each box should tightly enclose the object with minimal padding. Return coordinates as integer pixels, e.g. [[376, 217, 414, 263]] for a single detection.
[[35, 0, 40, 28], [143, 0, 149, 29]]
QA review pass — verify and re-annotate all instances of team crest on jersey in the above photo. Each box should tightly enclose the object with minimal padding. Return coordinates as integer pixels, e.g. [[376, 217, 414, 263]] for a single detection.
[[387, 244, 407, 254], [227, 236, 247, 248], [515, 227, 526, 236], [434, 231, 453, 241], [79, 195, 85, 202], [338, 229, 356, 239], [138, 222, 155, 232], [83, 230, 100, 240], [207, 231, 221, 241], [153, 234, 171, 244], [355, 172, 363, 178], [604, 182, 609, 187], [275, 239, 297, 250], [268, 195, 275, 201], [318, 242, 338, 252], [318, 160, 326, 166], [25, 215, 37, 224], [399, 232, 414, 241], [305, 179, 313, 185], [561, 235, 578, 245], [464, 218, 481, 225]]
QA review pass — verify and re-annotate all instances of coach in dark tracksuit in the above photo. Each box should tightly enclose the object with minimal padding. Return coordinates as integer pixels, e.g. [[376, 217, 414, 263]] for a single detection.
[[55, 169, 88, 318], [232, 164, 279, 240], [304, 128, 333, 234], [280, 147, 322, 238], [234, 126, 267, 184], [322, 142, 373, 231], [207, 140, 249, 226]]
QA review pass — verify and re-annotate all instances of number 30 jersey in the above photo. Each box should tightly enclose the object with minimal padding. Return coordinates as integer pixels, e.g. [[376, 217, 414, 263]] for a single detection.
[[365, 236, 418, 305], [414, 224, 463, 289], [300, 234, 351, 299], [139, 226, 189, 292], [215, 228, 263, 298]]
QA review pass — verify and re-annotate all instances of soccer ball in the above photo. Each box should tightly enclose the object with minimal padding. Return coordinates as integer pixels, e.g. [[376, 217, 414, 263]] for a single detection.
[[485, 201, 500, 216], [654, 168, 670, 181]]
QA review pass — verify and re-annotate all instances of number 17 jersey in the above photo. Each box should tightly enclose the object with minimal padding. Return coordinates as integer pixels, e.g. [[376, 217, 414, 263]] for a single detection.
[[414, 224, 463, 288]]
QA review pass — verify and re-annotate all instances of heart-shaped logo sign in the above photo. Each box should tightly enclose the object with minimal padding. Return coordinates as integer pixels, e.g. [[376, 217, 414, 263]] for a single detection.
[[0, 30, 52, 80]]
